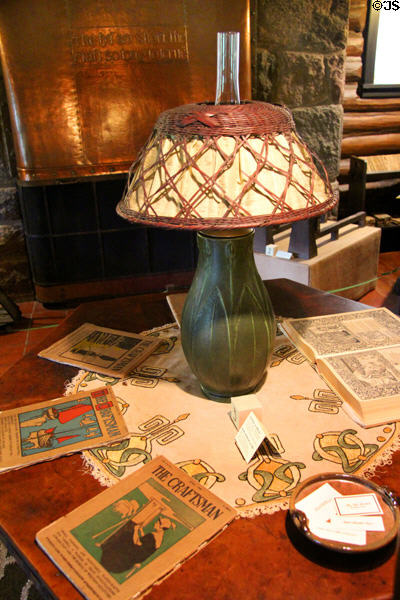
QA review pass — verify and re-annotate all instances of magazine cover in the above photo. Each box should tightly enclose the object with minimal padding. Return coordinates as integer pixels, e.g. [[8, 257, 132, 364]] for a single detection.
[[38, 323, 161, 377], [36, 456, 237, 600], [0, 386, 128, 473]]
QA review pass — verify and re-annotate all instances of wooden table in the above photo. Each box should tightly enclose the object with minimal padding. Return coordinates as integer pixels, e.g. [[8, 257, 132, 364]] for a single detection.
[[1, 279, 399, 600]]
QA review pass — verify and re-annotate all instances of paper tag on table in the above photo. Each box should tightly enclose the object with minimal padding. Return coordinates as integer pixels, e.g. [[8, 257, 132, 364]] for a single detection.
[[235, 412, 279, 463]]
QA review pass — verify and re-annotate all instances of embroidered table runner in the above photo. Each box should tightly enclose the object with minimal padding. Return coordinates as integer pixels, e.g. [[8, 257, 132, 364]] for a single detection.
[[68, 325, 400, 517]]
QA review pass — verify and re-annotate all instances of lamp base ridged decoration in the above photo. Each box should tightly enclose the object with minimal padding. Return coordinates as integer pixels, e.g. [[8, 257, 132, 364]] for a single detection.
[[181, 229, 276, 401]]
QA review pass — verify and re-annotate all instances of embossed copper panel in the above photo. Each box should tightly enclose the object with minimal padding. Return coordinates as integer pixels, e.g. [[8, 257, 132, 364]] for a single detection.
[[0, 0, 251, 183]]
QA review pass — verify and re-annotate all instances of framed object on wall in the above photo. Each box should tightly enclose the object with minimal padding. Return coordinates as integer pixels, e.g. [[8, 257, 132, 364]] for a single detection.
[[360, 0, 400, 98]]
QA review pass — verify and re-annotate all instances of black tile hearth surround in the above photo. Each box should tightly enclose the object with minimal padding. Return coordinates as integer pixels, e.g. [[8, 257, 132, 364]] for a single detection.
[[18, 176, 198, 289]]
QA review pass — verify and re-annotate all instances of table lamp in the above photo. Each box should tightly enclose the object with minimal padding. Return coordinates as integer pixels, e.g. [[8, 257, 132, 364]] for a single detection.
[[117, 32, 336, 402]]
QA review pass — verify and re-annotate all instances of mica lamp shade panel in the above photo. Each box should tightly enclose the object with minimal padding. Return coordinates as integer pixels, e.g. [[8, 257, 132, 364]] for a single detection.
[[117, 102, 336, 229], [0, 0, 251, 183]]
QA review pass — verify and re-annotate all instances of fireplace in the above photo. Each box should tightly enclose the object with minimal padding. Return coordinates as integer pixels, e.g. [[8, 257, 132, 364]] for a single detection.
[[0, 0, 349, 303]]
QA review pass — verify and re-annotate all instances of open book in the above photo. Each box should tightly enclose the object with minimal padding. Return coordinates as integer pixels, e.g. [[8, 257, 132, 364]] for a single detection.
[[38, 323, 160, 377], [36, 456, 236, 600], [280, 307, 400, 428]]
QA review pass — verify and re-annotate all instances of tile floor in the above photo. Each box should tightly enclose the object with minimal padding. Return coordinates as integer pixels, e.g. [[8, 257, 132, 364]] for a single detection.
[[0, 301, 73, 378], [0, 251, 399, 379]]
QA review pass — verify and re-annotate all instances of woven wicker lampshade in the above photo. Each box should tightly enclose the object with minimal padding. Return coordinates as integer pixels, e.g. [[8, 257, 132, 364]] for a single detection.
[[117, 101, 336, 229]]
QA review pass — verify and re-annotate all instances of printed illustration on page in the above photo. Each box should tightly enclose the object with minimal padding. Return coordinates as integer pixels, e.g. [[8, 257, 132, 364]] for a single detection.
[[71, 477, 202, 583]]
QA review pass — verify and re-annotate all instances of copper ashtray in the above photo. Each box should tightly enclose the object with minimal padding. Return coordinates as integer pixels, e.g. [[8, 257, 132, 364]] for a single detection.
[[289, 473, 399, 554]]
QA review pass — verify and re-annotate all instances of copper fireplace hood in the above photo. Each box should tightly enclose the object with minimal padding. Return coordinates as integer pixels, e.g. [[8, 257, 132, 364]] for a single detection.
[[0, 0, 251, 184]]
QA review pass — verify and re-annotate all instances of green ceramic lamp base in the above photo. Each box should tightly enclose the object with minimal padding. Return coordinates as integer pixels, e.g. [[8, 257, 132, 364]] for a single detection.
[[181, 229, 276, 402]]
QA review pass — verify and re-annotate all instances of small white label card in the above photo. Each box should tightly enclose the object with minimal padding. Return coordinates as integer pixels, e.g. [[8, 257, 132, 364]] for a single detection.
[[311, 524, 366, 546], [330, 515, 385, 532], [334, 493, 383, 517], [295, 482, 341, 525], [265, 244, 277, 256], [235, 412, 279, 463], [275, 249, 293, 260]]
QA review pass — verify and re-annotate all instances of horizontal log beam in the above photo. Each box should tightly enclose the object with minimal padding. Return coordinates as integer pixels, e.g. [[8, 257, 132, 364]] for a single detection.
[[346, 31, 364, 56], [343, 112, 400, 133], [349, 0, 368, 32], [340, 178, 400, 193], [343, 89, 400, 112], [349, 8, 368, 32], [345, 56, 362, 82], [340, 158, 351, 177], [346, 31, 364, 57], [342, 133, 400, 157]]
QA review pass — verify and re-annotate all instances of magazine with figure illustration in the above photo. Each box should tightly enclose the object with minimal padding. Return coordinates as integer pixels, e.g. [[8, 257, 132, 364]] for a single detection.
[[36, 455, 236, 600]]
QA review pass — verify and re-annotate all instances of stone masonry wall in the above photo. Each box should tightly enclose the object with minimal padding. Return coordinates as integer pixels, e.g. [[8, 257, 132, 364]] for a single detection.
[[253, 0, 349, 182]]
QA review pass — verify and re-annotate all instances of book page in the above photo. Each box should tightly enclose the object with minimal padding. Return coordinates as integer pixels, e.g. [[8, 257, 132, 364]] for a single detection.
[[282, 308, 400, 359], [320, 346, 400, 403], [38, 323, 161, 377], [0, 386, 128, 473], [36, 456, 236, 600], [316, 346, 400, 427]]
